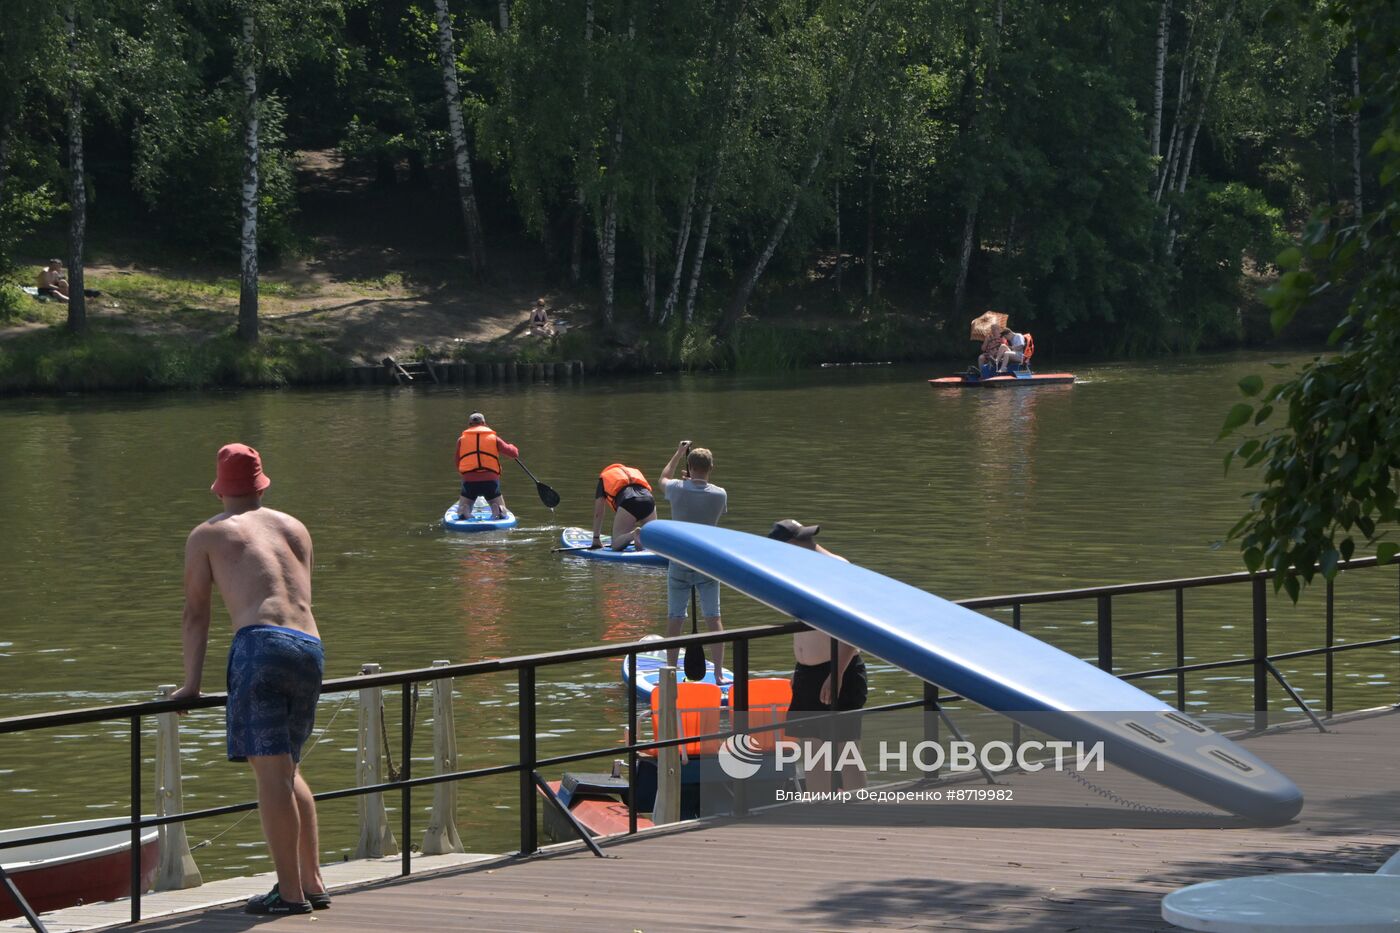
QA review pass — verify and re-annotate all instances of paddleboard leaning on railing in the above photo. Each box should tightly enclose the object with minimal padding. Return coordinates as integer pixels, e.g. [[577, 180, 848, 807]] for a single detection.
[[639, 520, 1305, 824]]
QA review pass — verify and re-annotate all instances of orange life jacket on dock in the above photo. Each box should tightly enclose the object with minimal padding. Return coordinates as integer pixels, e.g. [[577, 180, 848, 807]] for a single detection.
[[457, 426, 501, 475], [599, 464, 651, 510]]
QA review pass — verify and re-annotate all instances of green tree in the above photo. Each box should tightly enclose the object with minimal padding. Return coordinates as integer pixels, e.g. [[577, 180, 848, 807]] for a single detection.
[[1223, 0, 1400, 599]]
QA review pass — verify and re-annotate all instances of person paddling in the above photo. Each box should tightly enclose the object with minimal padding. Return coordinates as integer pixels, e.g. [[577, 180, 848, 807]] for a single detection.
[[591, 463, 656, 551], [456, 412, 520, 519], [170, 444, 330, 915]]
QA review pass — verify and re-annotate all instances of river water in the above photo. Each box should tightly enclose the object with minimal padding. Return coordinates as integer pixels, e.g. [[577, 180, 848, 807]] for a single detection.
[[1, 352, 1395, 874]]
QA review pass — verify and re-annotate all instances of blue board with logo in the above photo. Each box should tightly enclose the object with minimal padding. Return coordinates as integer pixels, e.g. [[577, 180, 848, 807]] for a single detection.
[[640, 520, 1303, 823], [442, 499, 518, 532]]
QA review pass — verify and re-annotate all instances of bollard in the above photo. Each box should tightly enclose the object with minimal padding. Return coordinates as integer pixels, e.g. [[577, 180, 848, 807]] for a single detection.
[[652, 667, 682, 825], [354, 663, 399, 858], [153, 685, 202, 891], [421, 661, 465, 855]]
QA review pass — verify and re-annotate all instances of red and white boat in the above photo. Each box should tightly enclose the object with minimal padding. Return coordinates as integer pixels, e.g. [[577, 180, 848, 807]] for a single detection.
[[0, 818, 158, 919]]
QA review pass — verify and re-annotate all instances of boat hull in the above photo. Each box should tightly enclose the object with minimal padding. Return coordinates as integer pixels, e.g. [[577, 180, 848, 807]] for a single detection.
[[0, 818, 159, 920]]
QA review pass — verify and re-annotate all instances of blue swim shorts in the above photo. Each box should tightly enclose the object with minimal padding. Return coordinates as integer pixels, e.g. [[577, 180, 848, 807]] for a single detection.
[[226, 625, 324, 763], [667, 564, 720, 619]]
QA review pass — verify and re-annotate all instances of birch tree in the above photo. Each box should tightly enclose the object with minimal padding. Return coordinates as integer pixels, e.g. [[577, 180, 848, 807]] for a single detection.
[[65, 1, 87, 334], [717, 0, 883, 338], [1150, 0, 1172, 160], [237, 6, 258, 342], [431, 0, 488, 278]]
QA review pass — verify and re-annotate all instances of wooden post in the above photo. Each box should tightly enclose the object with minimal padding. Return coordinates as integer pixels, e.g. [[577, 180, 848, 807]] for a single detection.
[[153, 685, 202, 891], [355, 663, 399, 858], [421, 661, 465, 854], [493, 363, 505, 383], [653, 667, 682, 825]]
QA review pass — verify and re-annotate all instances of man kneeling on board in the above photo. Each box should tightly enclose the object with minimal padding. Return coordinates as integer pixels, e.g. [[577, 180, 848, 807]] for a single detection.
[[769, 519, 868, 794], [592, 463, 656, 550], [456, 412, 520, 519], [171, 444, 330, 915]]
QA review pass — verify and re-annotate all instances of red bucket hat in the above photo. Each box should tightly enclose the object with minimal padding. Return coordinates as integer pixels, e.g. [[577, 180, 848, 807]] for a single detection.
[[211, 443, 272, 497]]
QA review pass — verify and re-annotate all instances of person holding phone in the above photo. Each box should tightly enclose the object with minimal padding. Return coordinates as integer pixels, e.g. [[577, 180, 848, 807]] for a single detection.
[[659, 441, 729, 681]]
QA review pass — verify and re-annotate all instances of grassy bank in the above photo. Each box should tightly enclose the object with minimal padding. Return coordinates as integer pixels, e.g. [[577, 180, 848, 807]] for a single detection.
[[0, 325, 345, 392]]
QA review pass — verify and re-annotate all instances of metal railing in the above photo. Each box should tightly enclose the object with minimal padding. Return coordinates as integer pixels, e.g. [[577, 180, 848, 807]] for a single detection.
[[1, 556, 1397, 929]]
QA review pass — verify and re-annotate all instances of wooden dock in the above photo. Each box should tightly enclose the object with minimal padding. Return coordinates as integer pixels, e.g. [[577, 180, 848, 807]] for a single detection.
[[24, 708, 1400, 932]]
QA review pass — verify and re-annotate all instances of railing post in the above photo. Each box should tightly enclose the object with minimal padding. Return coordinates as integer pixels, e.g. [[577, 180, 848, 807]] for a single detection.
[[130, 715, 142, 924], [518, 667, 537, 855], [922, 683, 941, 780], [354, 663, 398, 858], [154, 685, 201, 891], [1325, 579, 1335, 717], [1011, 605, 1022, 748], [1096, 595, 1113, 673], [422, 661, 464, 855], [400, 683, 412, 877], [626, 652, 638, 835], [1175, 589, 1186, 711], [732, 638, 749, 819], [1253, 577, 1268, 731]]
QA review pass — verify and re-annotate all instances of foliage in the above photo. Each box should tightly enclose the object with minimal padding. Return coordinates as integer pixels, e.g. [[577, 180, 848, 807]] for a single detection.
[[1223, 0, 1400, 598], [0, 326, 344, 391]]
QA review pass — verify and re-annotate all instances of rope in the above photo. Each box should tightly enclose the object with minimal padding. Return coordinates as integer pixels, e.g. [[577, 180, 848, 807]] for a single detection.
[[1062, 767, 1216, 819], [381, 684, 420, 783], [190, 690, 354, 851]]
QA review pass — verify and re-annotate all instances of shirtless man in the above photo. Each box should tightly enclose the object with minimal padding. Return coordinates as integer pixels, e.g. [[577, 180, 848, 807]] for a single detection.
[[768, 520, 868, 793], [35, 259, 69, 300], [170, 444, 329, 916]]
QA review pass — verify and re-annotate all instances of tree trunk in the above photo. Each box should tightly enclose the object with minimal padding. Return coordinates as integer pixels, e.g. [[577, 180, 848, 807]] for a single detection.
[[65, 3, 86, 335], [951, 197, 978, 313], [0, 113, 11, 210], [683, 174, 718, 324], [659, 173, 697, 325], [1350, 38, 1362, 222], [833, 182, 842, 294], [717, 0, 880, 337], [570, 0, 594, 288], [1326, 72, 1338, 206], [1174, 2, 1233, 200], [864, 150, 875, 298], [1150, 0, 1171, 160], [237, 9, 259, 344], [643, 242, 656, 323], [1155, 14, 1197, 203], [498, 0, 509, 32], [433, 0, 488, 279]]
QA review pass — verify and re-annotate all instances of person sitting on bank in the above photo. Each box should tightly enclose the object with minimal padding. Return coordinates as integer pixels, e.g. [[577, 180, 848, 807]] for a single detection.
[[592, 463, 656, 551], [768, 519, 868, 794], [528, 299, 553, 336], [36, 259, 69, 300], [660, 441, 729, 682], [999, 327, 1027, 372], [456, 412, 520, 519]]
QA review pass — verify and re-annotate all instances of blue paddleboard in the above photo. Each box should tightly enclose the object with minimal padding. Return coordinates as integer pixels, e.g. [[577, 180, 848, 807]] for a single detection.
[[443, 498, 518, 532], [559, 527, 667, 566], [640, 520, 1303, 823], [622, 645, 728, 705]]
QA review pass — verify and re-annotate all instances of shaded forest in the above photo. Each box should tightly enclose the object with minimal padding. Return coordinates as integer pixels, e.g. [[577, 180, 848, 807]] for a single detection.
[[0, 0, 1387, 358]]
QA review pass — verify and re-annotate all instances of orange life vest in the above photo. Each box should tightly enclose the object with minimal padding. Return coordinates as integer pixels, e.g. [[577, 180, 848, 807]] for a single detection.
[[1023, 333, 1035, 361], [599, 463, 651, 510], [457, 425, 501, 475]]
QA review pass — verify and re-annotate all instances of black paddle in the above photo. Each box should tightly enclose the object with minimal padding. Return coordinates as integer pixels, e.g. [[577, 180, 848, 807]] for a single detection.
[[514, 459, 561, 509], [683, 586, 707, 681]]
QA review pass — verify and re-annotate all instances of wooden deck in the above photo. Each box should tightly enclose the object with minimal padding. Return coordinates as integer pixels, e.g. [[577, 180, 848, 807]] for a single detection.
[[102, 709, 1400, 931]]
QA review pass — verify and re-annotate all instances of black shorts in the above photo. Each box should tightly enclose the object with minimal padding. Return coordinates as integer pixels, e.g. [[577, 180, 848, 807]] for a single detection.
[[616, 485, 655, 521], [460, 478, 502, 500], [785, 656, 868, 740]]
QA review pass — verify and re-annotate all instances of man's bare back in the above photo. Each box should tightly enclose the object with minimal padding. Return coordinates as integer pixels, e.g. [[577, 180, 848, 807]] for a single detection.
[[186, 506, 318, 637]]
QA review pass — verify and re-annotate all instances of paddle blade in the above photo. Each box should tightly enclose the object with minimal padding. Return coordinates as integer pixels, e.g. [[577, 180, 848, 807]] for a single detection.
[[536, 482, 561, 509], [684, 646, 708, 682]]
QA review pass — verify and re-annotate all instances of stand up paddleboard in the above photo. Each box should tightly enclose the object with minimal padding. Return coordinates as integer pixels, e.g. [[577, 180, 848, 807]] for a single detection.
[[443, 498, 518, 532], [640, 520, 1303, 824], [559, 527, 667, 566], [622, 638, 728, 704]]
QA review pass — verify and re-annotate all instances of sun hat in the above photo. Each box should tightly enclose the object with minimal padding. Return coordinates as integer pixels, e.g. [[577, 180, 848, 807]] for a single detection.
[[211, 443, 271, 497]]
